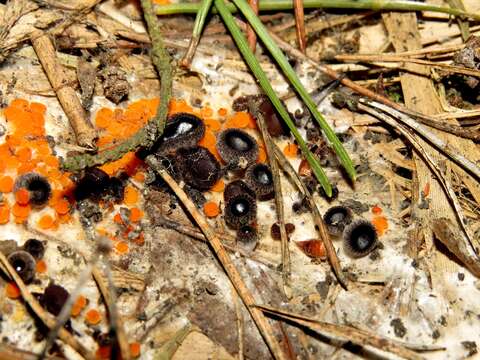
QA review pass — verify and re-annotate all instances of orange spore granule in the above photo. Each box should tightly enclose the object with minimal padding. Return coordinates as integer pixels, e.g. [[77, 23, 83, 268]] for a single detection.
[[217, 108, 228, 116], [85, 309, 102, 325], [54, 198, 70, 215], [123, 186, 139, 206], [372, 216, 388, 236], [5, 282, 21, 299], [283, 143, 298, 158], [0, 176, 14, 193], [129, 342, 141, 358], [15, 188, 30, 205], [96, 345, 112, 359], [71, 295, 87, 317], [371, 205, 382, 215], [36, 260, 47, 274], [211, 179, 225, 193], [129, 207, 143, 222], [38, 214, 55, 230], [12, 203, 30, 218], [115, 241, 129, 254], [0, 202, 10, 224], [203, 201, 220, 218]]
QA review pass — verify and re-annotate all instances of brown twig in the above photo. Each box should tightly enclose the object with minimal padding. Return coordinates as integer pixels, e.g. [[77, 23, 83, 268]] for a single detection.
[[0, 343, 64, 360], [255, 304, 424, 360], [231, 284, 245, 360], [249, 100, 291, 297], [247, 0, 259, 51], [92, 264, 131, 360], [0, 252, 95, 360], [145, 154, 288, 360], [292, 0, 306, 52], [269, 31, 480, 141], [30, 30, 97, 150], [271, 144, 348, 289]]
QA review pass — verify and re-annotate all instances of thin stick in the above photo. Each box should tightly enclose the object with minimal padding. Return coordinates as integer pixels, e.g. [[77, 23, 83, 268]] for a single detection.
[[255, 304, 424, 360], [293, 0, 306, 52], [30, 30, 97, 150], [334, 53, 480, 78], [180, 0, 213, 68], [92, 263, 131, 360], [357, 103, 479, 255], [270, 31, 480, 141], [247, 0, 259, 51], [271, 144, 348, 289], [39, 253, 99, 360], [231, 284, 245, 360], [362, 100, 480, 182], [249, 100, 291, 297], [145, 155, 287, 360], [0, 252, 95, 360], [63, 0, 172, 172]]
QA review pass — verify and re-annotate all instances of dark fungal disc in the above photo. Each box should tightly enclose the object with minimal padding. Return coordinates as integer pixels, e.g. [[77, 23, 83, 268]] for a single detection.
[[224, 193, 257, 230], [236, 225, 258, 252], [323, 206, 353, 237], [23, 238, 45, 260], [216, 129, 258, 169], [42, 284, 70, 316], [74, 167, 110, 201], [157, 112, 205, 153], [177, 146, 221, 191], [343, 219, 378, 258], [8, 250, 36, 284], [14, 172, 51, 206], [244, 163, 274, 200], [223, 180, 254, 203]]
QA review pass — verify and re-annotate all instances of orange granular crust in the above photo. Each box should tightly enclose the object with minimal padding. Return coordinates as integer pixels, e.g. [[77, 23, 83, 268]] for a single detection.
[[129, 342, 141, 358], [123, 186, 139, 206], [217, 108, 228, 117], [283, 143, 298, 158], [71, 295, 88, 317], [129, 207, 143, 222], [210, 179, 225, 193], [85, 309, 102, 325], [115, 241, 129, 254], [5, 282, 21, 299], [16, 147, 32, 162], [203, 201, 220, 218], [0, 176, 14, 193], [204, 118, 222, 132], [372, 216, 388, 236], [36, 260, 47, 274], [224, 112, 251, 129], [37, 214, 55, 230], [15, 188, 30, 205]]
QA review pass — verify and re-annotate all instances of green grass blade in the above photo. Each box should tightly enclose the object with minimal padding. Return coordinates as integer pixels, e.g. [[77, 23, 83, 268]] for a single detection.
[[156, 0, 480, 21], [232, 0, 356, 181], [214, 0, 332, 196], [192, 0, 214, 39]]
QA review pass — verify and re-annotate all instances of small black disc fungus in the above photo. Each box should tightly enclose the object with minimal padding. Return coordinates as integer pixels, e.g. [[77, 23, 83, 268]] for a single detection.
[[343, 219, 378, 258], [8, 250, 36, 283], [223, 180, 254, 203], [244, 163, 274, 200], [236, 225, 258, 252], [23, 238, 45, 260], [157, 113, 205, 153], [74, 167, 110, 200], [216, 129, 258, 169], [323, 206, 353, 237], [14, 172, 51, 206], [224, 193, 257, 229], [177, 146, 221, 191], [43, 284, 70, 316]]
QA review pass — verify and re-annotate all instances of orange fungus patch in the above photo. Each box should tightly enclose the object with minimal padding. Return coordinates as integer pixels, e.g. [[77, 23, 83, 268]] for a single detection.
[[203, 201, 220, 218], [85, 309, 102, 325], [5, 282, 21, 299], [372, 216, 388, 236]]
